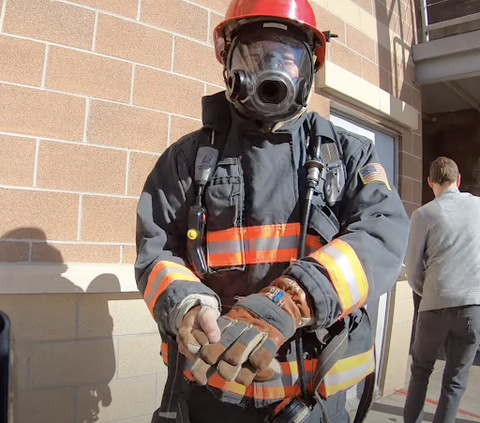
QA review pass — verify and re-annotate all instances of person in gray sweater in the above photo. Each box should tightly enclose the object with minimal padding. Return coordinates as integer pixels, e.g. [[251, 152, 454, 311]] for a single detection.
[[404, 156, 480, 423]]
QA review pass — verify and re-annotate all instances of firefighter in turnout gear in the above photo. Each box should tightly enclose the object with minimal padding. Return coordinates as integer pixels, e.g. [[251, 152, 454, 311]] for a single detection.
[[135, 0, 410, 422]]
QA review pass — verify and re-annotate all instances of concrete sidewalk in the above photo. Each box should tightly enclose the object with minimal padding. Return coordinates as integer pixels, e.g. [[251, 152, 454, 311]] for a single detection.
[[363, 353, 480, 423]]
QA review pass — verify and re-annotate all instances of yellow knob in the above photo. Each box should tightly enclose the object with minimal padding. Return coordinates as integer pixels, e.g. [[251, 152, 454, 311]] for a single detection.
[[187, 229, 199, 240]]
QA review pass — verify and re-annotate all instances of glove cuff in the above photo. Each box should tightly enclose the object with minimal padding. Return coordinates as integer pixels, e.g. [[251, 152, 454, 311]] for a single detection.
[[234, 295, 296, 341], [261, 276, 315, 328]]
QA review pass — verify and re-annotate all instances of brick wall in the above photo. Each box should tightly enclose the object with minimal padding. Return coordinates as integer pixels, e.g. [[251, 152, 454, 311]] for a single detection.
[[0, 0, 423, 421], [423, 110, 480, 204], [2, 293, 166, 423]]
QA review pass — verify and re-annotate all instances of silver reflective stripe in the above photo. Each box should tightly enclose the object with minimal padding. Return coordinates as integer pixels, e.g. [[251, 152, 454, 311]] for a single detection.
[[158, 412, 177, 419], [207, 234, 299, 255], [321, 244, 362, 307], [145, 264, 196, 305], [323, 351, 375, 387], [207, 238, 243, 255]]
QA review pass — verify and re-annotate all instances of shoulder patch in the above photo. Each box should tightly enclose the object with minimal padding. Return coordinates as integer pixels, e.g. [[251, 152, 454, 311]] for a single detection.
[[359, 163, 391, 191]]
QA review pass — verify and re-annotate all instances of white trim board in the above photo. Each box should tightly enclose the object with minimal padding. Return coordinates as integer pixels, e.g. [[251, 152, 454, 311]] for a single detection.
[[316, 60, 419, 130]]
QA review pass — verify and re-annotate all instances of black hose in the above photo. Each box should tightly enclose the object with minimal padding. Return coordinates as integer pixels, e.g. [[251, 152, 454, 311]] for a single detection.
[[296, 188, 314, 401]]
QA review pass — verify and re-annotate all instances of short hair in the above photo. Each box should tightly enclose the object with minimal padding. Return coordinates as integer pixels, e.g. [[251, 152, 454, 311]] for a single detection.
[[429, 157, 459, 186]]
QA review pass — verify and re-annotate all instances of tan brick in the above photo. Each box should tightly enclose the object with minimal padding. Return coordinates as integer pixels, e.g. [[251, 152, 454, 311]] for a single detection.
[[0, 84, 86, 141], [412, 86, 421, 111], [380, 67, 392, 94], [18, 387, 75, 423], [170, 115, 202, 144], [71, 0, 138, 18], [30, 339, 118, 388], [3, 0, 94, 49], [141, 0, 208, 42], [399, 176, 413, 202], [351, 0, 373, 13], [118, 334, 165, 378], [128, 152, 160, 196], [0, 188, 79, 240], [96, 14, 173, 70], [401, 129, 413, 154], [362, 58, 380, 87], [402, 201, 417, 217], [122, 245, 137, 264], [205, 84, 225, 97], [32, 242, 121, 263], [0, 241, 29, 262], [397, 79, 412, 105], [193, 0, 229, 13], [400, 152, 422, 181], [81, 195, 137, 243], [174, 38, 224, 86], [0, 35, 45, 86], [413, 133, 422, 158], [378, 45, 393, 73], [308, 90, 330, 119], [88, 100, 169, 152], [134, 66, 203, 118], [330, 41, 362, 77], [45, 46, 132, 103], [209, 12, 225, 46], [312, 4, 346, 44], [78, 376, 156, 422], [412, 179, 422, 204], [78, 297, 158, 338], [0, 294, 78, 341], [0, 135, 36, 186], [346, 24, 375, 62], [37, 141, 127, 194]]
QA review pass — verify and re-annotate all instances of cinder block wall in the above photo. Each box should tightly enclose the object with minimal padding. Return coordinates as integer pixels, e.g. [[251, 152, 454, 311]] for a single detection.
[[0, 0, 422, 421], [2, 294, 166, 423]]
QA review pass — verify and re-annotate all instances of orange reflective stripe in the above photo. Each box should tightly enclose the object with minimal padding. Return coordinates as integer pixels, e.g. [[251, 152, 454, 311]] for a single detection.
[[207, 227, 243, 243], [206, 251, 244, 267], [207, 223, 325, 267], [305, 234, 323, 250], [144, 261, 199, 315], [310, 239, 369, 317]]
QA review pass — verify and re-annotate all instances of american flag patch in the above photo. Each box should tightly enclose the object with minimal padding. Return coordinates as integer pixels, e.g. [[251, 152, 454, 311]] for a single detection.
[[359, 163, 391, 191]]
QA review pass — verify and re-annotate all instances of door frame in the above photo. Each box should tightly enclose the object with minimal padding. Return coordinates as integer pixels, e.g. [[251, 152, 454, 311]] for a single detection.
[[329, 104, 402, 398]]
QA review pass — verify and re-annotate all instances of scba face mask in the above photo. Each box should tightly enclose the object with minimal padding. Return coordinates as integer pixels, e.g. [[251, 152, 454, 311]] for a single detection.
[[225, 24, 315, 124]]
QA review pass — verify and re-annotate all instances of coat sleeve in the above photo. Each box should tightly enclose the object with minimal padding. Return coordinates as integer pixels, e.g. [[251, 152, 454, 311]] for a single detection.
[[135, 136, 220, 334], [404, 209, 427, 296], [284, 132, 410, 330]]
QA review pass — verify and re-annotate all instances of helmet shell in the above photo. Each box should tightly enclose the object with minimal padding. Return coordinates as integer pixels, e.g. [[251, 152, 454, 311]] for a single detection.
[[214, 0, 327, 71]]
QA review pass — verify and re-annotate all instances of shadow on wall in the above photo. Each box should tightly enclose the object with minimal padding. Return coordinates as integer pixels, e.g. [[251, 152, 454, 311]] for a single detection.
[[0, 227, 120, 423], [375, 0, 416, 118]]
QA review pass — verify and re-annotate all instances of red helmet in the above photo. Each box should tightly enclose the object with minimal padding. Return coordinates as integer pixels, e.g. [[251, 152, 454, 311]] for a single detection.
[[214, 0, 327, 71]]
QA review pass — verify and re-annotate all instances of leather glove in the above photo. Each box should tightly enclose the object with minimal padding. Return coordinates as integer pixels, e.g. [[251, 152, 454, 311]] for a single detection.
[[189, 276, 314, 386], [177, 305, 221, 360]]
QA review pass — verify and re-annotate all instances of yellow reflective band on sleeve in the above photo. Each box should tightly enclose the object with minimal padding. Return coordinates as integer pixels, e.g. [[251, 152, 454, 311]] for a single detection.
[[310, 239, 369, 317], [319, 347, 375, 397], [143, 261, 200, 315]]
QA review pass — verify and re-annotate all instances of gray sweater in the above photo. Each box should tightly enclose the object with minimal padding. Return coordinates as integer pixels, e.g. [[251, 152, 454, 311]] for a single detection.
[[405, 188, 480, 312]]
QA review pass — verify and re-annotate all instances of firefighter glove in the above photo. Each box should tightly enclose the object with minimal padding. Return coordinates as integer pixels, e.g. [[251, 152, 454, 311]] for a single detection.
[[190, 276, 314, 386]]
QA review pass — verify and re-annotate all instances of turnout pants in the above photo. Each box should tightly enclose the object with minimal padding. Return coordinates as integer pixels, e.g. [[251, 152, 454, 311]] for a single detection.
[[152, 382, 350, 423]]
